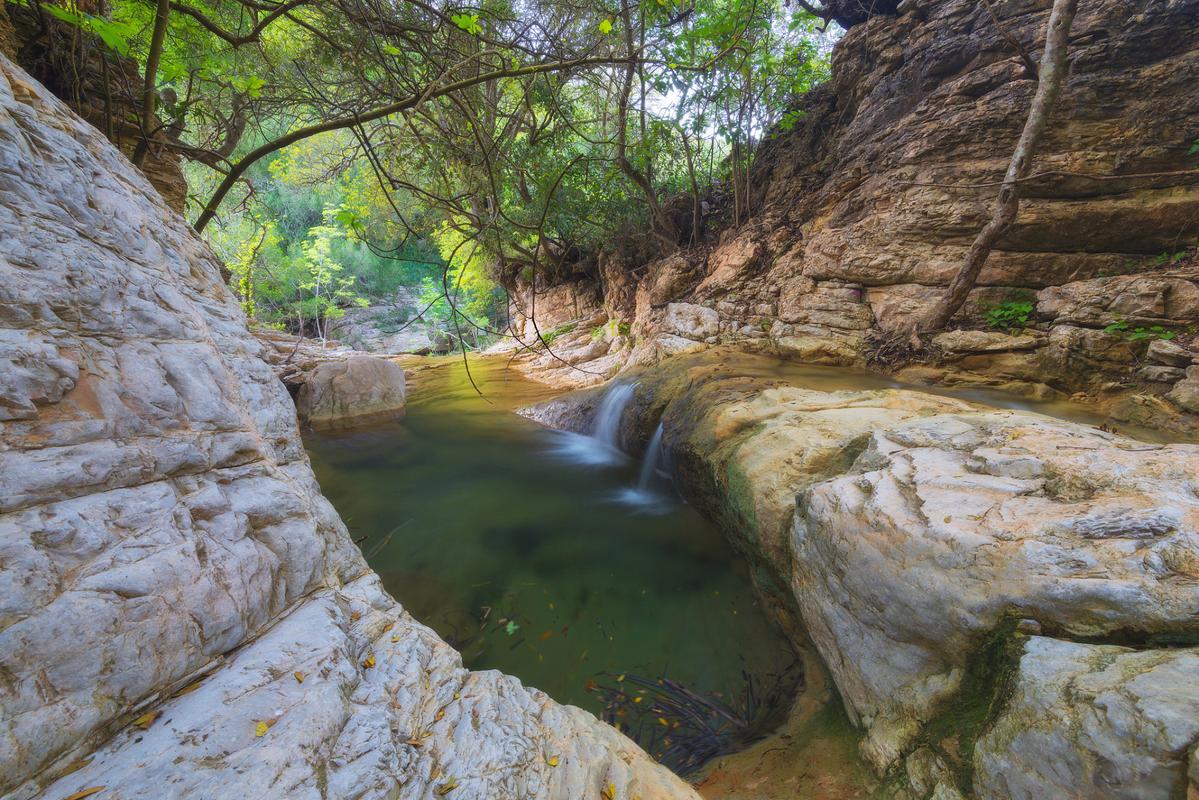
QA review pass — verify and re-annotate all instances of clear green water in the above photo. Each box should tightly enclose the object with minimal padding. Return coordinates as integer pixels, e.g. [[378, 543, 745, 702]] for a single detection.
[[303, 357, 797, 719]]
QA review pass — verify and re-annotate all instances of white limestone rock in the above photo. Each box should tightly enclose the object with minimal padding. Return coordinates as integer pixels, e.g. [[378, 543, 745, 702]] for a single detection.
[[0, 56, 695, 800], [791, 412, 1199, 769], [662, 302, 720, 341], [974, 637, 1199, 800]]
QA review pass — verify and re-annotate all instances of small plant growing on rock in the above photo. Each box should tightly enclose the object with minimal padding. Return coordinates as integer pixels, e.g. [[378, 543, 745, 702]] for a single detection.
[[1104, 319, 1176, 342], [984, 299, 1034, 330]]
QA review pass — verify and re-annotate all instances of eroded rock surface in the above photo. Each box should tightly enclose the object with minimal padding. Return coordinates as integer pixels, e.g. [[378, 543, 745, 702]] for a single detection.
[[975, 637, 1199, 800], [0, 56, 696, 800]]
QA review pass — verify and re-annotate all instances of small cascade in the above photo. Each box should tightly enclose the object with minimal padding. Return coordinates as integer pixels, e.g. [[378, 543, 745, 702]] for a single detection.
[[592, 381, 636, 449], [546, 381, 635, 467], [637, 423, 665, 490]]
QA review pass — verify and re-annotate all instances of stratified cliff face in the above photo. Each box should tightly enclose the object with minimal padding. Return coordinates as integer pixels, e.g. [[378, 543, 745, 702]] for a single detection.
[[503, 0, 1199, 425], [746, 0, 1199, 321], [0, 56, 696, 800]]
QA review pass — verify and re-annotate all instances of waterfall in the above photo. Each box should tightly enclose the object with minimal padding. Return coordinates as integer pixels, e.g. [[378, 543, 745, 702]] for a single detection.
[[592, 381, 635, 450], [637, 423, 664, 490]]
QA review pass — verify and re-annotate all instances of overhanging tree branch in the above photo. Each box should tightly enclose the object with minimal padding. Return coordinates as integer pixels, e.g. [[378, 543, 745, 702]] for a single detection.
[[192, 55, 636, 232]]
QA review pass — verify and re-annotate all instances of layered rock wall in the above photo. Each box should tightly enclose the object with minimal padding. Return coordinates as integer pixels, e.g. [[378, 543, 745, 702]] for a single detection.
[[0, 56, 695, 800]]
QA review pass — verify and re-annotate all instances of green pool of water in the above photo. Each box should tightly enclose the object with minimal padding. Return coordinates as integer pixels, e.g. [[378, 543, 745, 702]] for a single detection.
[[304, 357, 797, 725]]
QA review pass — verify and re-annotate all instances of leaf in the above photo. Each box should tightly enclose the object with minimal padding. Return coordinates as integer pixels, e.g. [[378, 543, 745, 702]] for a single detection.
[[255, 721, 270, 737], [546, 755, 559, 766], [436, 778, 459, 795], [60, 757, 94, 777], [382, 43, 403, 56], [294, 671, 305, 683], [63, 788, 105, 800], [598, 18, 613, 34], [539, 630, 554, 641], [505, 620, 519, 636], [435, 707, 445, 721], [601, 782, 616, 800], [132, 710, 161, 730], [450, 13, 481, 35], [362, 654, 376, 669]]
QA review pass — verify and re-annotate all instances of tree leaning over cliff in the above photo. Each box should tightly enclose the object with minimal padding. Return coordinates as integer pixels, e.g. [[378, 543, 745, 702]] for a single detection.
[[916, 0, 1080, 333]]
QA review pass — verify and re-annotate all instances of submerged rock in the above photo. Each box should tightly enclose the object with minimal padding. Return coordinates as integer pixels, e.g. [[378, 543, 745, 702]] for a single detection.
[[0, 57, 696, 800]]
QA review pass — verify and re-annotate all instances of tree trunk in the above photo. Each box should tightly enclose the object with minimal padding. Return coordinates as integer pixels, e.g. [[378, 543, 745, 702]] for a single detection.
[[916, 0, 1079, 333], [131, 0, 170, 168]]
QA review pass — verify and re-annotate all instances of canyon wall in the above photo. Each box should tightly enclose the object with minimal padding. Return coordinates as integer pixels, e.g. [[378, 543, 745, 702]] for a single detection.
[[0, 56, 695, 800], [504, 0, 1199, 430]]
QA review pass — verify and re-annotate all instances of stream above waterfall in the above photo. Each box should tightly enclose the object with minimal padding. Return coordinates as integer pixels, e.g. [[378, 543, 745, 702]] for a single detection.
[[304, 356, 800, 758]]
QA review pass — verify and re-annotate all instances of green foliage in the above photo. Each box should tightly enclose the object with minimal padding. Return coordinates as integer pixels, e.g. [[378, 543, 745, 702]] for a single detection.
[[1103, 319, 1176, 342], [984, 299, 1034, 330]]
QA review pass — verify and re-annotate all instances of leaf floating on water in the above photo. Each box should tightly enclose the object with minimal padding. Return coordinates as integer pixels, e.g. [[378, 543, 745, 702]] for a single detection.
[[539, 630, 554, 641], [63, 788, 105, 800], [362, 654, 376, 669], [616, 674, 625, 683], [505, 620, 519, 636], [132, 710, 160, 730], [657, 717, 669, 727], [294, 671, 305, 683], [584, 679, 598, 692], [546, 755, 559, 767], [254, 721, 270, 737]]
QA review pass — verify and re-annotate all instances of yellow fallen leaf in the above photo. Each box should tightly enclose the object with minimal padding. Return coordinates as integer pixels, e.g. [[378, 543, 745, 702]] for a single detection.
[[294, 671, 305, 683], [452, 692, 460, 700], [391, 634, 402, 643], [63, 788, 105, 800], [404, 736, 423, 747], [59, 756, 93, 777], [254, 721, 270, 737], [601, 782, 616, 800], [350, 611, 362, 621], [546, 755, 559, 767], [436, 778, 459, 795], [362, 654, 376, 669], [616, 674, 625, 683], [172, 680, 204, 698], [132, 710, 160, 730], [435, 707, 445, 721], [632, 697, 643, 704], [657, 717, 669, 727]]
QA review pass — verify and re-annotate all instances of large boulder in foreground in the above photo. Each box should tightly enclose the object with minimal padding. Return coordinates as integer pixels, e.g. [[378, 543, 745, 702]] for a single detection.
[[0, 57, 695, 800]]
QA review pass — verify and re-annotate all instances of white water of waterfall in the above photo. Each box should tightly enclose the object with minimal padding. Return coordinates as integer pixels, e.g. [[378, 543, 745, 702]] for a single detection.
[[637, 423, 665, 490], [546, 381, 635, 467]]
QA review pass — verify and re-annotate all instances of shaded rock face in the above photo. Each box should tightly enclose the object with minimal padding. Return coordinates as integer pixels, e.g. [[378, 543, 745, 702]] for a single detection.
[[326, 299, 441, 355], [296, 355, 407, 428], [0, 57, 696, 800], [523, 350, 1199, 799], [6, 3, 187, 212]]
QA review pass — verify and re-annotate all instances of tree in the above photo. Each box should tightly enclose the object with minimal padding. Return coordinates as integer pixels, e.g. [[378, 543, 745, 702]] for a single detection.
[[915, 0, 1080, 333]]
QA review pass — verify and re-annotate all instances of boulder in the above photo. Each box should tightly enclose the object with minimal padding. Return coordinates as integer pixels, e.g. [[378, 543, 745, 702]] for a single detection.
[[0, 56, 695, 800], [974, 637, 1199, 800], [932, 329, 1040, 354], [1167, 367, 1199, 413], [792, 413, 1199, 768], [774, 335, 862, 366], [1146, 338, 1193, 367], [296, 355, 407, 427], [662, 302, 720, 341]]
